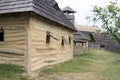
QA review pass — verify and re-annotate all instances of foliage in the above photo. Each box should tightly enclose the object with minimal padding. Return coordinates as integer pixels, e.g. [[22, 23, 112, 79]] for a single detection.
[[87, 35, 91, 41], [87, 0, 120, 44]]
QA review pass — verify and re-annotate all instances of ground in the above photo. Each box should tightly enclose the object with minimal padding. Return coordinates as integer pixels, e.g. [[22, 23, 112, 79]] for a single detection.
[[0, 49, 120, 80], [32, 49, 120, 80]]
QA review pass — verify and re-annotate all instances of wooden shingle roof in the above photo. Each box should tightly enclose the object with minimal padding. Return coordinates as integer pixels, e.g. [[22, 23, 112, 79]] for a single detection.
[[74, 31, 92, 43], [63, 6, 76, 13], [90, 33, 114, 44], [0, 0, 75, 30]]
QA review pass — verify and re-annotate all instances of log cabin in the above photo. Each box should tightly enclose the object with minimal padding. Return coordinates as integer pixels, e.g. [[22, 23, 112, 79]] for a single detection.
[[89, 33, 114, 49], [73, 25, 99, 53], [0, 0, 76, 73]]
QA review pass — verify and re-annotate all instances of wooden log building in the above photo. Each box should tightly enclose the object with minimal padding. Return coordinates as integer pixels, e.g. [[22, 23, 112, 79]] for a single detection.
[[0, 0, 76, 73], [89, 33, 114, 49]]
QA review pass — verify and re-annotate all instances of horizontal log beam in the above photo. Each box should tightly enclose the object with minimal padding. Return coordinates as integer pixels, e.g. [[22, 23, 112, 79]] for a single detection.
[[0, 49, 24, 55]]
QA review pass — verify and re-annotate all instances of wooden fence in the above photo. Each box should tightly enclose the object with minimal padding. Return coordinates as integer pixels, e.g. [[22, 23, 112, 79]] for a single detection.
[[105, 43, 120, 53]]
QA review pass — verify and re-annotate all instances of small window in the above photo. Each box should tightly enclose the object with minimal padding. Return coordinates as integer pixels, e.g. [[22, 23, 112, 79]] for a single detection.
[[46, 31, 50, 44], [61, 36, 65, 47], [0, 27, 4, 41], [69, 36, 71, 44]]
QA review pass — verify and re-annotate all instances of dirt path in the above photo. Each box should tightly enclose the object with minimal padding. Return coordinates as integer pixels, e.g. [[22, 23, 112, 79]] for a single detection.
[[33, 72, 96, 80], [53, 73, 96, 80]]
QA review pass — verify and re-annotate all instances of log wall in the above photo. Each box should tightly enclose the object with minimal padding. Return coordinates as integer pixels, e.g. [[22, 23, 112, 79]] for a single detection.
[[0, 14, 28, 67], [0, 13, 74, 72], [30, 15, 74, 71]]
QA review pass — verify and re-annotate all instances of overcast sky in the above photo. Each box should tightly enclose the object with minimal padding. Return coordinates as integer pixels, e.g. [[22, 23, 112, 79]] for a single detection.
[[56, 0, 119, 27]]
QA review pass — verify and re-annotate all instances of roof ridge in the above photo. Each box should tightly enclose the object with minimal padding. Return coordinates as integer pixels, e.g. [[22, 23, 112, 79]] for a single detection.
[[63, 6, 76, 13]]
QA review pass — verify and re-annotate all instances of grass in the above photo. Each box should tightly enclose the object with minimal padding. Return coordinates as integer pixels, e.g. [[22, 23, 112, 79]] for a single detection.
[[0, 64, 29, 80], [39, 49, 120, 80], [0, 49, 120, 80]]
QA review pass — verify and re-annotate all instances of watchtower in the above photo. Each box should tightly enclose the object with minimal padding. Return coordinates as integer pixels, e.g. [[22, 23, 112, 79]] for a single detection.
[[63, 6, 76, 25]]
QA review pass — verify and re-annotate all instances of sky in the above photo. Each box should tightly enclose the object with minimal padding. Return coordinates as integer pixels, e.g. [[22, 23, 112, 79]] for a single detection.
[[56, 0, 119, 27]]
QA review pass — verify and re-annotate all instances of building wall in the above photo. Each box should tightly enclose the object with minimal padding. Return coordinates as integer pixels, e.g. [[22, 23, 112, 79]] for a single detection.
[[74, 43, 88, 54], [88, 42, 100, 49], [0, 13, 74, 72], [0, 14, 28, 67], [30, 15, 74, 71]]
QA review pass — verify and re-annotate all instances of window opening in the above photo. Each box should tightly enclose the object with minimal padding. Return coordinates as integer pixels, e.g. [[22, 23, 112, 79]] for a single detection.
[[69, 36, 71, 44], [61, 36, 65, 47], [46, 31, 50, 44], [0, 27, 4, 41]]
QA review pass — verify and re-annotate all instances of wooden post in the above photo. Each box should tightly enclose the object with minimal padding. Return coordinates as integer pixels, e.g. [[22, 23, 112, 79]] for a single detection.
[[26, 16, 32, 73]]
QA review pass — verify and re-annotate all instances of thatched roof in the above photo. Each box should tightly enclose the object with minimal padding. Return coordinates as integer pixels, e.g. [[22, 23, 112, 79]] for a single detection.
[[0, 0, 75, 30], [75, 25, 100, 32]]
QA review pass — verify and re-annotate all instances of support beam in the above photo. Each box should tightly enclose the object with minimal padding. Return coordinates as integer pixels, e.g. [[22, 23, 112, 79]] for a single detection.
[[26, 15, 32, 73]]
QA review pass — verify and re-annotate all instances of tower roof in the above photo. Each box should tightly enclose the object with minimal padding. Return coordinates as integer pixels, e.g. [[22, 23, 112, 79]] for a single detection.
[[0, 0, 76, 31], [63, 6, 76, 13]]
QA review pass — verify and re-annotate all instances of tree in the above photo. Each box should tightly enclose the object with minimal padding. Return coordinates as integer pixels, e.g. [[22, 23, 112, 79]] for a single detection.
[[87, 0, 120, 45]]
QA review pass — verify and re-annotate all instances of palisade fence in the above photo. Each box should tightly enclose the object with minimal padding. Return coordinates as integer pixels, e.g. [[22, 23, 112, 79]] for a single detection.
[[105, 43, 120, 53]]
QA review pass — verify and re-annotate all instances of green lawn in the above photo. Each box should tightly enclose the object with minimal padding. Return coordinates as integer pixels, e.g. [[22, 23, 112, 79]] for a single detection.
[[0, 64, 29, 80], [39, 49, 120, 80], [0, 49, 120, 80]]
